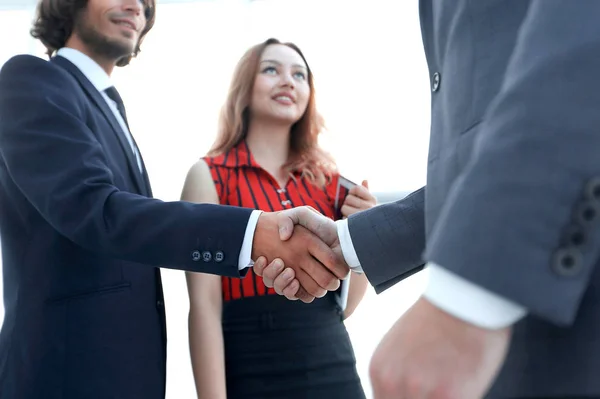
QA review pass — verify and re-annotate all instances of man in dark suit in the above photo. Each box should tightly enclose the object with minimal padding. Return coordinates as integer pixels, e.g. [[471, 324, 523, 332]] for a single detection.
[[0, 0, 349, 397], [259, 1, 600, 398]]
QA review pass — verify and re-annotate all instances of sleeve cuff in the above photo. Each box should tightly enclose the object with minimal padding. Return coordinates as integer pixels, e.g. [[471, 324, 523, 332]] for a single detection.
[[423, 262, 527, 329], [335, 219, 363, 273], [238, 210, 263, 270]]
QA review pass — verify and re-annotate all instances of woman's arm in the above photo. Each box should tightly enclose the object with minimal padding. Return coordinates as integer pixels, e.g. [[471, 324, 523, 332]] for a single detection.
[[340, 180, 376, 319], [181, 160, 227, 399]]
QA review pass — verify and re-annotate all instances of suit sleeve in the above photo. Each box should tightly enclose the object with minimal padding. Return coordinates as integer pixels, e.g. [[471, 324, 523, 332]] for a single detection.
[[0, 55, 252, 277], [347, 187, 426, 293], [424, 1, 600, 326]]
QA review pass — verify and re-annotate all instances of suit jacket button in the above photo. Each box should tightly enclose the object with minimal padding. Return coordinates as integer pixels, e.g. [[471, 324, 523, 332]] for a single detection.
[[432, 72, 441, 92], [562, 224, 586, 247], [215, 251, 224, 262], [575, 200, 599, 226], [584, 177, 600, 201], [192, 250, 201, 261], [552, 247, 583, 277], [156, 300, 163, 308], [202, 251, 212, 262]]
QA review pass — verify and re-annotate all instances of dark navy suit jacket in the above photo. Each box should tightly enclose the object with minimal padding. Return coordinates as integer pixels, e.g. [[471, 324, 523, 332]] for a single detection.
[[0, 54, 252, 399]]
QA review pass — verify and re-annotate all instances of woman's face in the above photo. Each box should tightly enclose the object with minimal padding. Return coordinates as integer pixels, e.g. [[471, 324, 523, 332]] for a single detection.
[[249, 44, 310, 125]]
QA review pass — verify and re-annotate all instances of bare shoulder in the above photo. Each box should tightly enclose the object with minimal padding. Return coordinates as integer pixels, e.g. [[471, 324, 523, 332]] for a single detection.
[[181, 159, 219, 204]]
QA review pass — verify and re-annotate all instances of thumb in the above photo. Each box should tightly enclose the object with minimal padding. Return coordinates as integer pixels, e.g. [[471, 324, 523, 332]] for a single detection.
[[277, 206, 337, 244], [277, 211, 296, 241], [361, 179, 369, 189], [277, 207, 319, 240]]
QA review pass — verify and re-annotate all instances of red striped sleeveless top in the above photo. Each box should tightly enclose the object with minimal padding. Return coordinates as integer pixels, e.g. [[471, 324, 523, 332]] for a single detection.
[[203, 140, 349, 301]]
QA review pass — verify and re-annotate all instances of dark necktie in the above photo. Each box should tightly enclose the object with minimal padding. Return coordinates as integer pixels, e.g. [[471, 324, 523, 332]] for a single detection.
[[104, 86, 141, 170], [104, 86, 130, 129]]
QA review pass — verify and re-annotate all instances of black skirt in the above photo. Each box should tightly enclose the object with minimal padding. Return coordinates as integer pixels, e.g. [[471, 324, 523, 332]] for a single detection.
[[222, 294, 366, 399]]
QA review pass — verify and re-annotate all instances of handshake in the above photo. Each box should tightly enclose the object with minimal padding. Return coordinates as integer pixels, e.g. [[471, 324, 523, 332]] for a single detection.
[[250, 206, 351, 303]]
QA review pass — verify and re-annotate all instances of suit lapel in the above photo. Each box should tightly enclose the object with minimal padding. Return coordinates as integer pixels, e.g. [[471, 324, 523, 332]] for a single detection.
[[51, 56, 147, 195]]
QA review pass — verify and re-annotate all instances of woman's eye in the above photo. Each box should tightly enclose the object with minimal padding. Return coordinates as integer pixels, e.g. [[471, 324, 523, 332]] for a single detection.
[[294, 71, 306, 80], [262, 66, 277, 74]]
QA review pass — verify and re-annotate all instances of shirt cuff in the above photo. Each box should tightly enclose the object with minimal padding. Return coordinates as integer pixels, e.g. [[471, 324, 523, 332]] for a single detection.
[[238, 210, 263, 271], [335, 219, 363, 273], [423, 262, 527, 329]]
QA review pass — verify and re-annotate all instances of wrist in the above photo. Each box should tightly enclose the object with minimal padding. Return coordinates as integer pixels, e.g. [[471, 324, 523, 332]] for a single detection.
[[251, 212, 276, 260]]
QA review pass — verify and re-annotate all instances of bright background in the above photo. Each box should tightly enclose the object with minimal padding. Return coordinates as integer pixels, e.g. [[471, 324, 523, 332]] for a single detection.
[[0, 1, 432, 397]]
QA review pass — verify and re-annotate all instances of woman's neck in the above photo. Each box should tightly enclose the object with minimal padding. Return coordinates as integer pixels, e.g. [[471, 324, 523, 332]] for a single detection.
[[245, 119, 292, 182]]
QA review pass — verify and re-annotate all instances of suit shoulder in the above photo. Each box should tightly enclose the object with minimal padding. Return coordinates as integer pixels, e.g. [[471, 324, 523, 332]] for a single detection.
[[0, 54, 77, 92], [1, 54, 50, 75]]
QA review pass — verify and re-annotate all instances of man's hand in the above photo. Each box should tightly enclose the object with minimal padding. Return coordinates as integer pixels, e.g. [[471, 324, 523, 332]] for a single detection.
[[252, 210, 348, 303], [277, 205, 339, 245], [254, 256, 302, 299], [369, 297, 511, 399]]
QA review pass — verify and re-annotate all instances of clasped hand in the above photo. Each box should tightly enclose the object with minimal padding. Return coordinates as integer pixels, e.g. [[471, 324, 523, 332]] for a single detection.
[[251, 206, 348, 303]]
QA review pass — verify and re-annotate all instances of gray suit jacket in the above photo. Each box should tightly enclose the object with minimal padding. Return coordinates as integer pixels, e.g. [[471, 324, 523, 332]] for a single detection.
[[348, 1, 600, 396]]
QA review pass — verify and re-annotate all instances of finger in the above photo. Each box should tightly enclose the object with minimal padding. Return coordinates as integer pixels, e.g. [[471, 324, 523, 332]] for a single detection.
[[277, 211, 296, 241], [273, 268, 295, 296], [343, 194, 366, 209], [341, 204, 361, 217], [253, 256, 268, 276], [295, 268, 328, 298], [304, 229, 349, 282], [272, 268, 299, 299], [361, 179, 369, 189], [281, 279, 302, 300], [295, 286, 315, 304], [305, 205, 321, 214], [349, 184, 372, 200], [261, 258, 285, 288], [302, 252, 343, 291]]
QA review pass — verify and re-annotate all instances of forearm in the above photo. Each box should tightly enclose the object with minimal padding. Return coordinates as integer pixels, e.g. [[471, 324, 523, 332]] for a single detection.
[[425, 2, 600, 326], [188, 308, 227, 399], [343, 272, 369, 319], [345, 187, 426, 293], [0, 56, 251, 275]]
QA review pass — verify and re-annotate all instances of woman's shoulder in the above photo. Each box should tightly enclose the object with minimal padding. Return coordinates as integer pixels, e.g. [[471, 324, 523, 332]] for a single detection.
[[203, 144, 253, 170], [183, 159, 216, 188], [201, 153, 227, 168], [181, 159, 219, 203]]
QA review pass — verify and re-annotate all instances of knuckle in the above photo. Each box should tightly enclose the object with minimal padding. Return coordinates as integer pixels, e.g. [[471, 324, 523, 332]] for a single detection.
[[262, 269, 275, 281], [283, 288, 298, 300], [404, 373, 426, 398], [263, 278, 273, 288], [369, 361, 402, 397], [315, 272, 334, 290], [307, 282, 326, 298]]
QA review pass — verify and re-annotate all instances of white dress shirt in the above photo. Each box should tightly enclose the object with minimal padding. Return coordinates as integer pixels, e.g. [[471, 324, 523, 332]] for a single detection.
[[57, 47, 261, 270], [335, 218, 527, 329]]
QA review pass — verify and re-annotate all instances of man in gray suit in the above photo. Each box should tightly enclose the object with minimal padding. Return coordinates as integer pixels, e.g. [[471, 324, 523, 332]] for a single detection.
[[255, 1, 600, 398]]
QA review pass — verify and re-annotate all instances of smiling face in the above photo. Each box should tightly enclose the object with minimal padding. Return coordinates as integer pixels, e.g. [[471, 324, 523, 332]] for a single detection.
[[71, 0, 147, 64], [249, 44, 311, 125]]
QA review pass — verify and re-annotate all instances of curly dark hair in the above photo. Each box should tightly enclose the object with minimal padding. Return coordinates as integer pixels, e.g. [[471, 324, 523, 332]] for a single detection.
[[30, 0, 156, 67]]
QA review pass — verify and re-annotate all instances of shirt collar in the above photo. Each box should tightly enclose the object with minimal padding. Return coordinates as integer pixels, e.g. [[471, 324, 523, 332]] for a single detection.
[[210, 140, 262, 169], [56, 47, 113, 92], [210, 140, 305, 177]]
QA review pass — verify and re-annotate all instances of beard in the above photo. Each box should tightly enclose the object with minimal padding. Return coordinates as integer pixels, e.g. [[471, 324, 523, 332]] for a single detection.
[[74, 12, 135, 63]]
